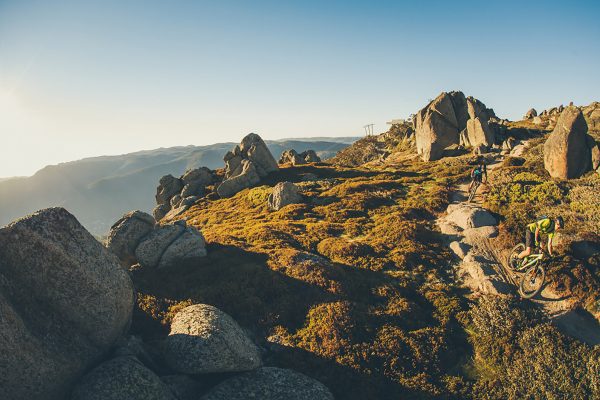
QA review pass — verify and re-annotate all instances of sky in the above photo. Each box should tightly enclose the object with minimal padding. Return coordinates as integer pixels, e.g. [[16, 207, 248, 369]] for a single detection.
[[1, 0, 599, 177]]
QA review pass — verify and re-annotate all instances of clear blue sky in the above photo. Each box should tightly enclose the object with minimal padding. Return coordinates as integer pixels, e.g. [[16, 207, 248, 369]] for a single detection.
[[1, 0, 599, 177]]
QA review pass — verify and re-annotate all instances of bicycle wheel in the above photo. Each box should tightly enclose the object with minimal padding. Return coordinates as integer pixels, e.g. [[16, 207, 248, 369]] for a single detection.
[[519, 263, 545, 299], [507, 243, 525, 271], [468, 183, 478, 202]]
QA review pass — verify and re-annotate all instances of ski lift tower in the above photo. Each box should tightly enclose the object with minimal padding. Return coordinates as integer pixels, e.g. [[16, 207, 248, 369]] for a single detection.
[[363, 124, 374, 136]]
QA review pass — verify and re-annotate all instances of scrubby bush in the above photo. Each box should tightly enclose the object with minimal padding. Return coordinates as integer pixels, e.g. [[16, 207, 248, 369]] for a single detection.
[[468, 297, 599, 399]]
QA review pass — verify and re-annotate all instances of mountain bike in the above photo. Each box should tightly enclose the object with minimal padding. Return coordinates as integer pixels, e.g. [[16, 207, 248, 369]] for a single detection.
[[507, 243, 547, 299], [467, 180, 481, 202]]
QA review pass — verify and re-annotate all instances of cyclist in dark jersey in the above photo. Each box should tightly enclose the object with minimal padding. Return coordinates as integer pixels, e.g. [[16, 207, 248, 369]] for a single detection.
[[517, 216, 564, 260], [468, 161, 487, 193]]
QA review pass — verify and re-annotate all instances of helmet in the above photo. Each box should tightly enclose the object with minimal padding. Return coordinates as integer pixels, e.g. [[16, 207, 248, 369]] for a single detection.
[[556, 216, 564, 228]]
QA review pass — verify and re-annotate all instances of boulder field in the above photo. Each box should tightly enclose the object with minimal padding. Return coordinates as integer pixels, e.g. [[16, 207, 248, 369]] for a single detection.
[[0, 208, 134, 400]]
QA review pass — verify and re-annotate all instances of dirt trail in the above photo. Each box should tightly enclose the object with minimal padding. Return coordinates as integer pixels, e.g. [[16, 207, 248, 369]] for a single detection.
[[438, 141, 600, 345]]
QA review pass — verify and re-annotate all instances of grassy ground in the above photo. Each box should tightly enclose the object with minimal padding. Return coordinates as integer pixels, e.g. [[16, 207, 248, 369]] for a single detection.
[[131, 127, 600, 399]]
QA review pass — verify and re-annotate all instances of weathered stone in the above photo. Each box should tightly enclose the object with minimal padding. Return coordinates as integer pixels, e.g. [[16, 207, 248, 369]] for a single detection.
[[0, 208, 134, 400], [200, 367, 334, 400], [136, 223, 185, 269], [466, 117, 495, 148], [524, 108, 538, 119], [71, 356, 175, 400], [240, 133, 279, 177], [170, 194, 182, 208], [544, 107, 591, 179], [158, 225, 207, 269], [301, 150, 321, 163], [153, 203, 171, 221], [279, 149, 306, 165], [181, 167, 213, 186], [268, 182, 303, 211], [415, 91, 494, 161], [106, 210, 155, 266], [415, 92, 460, 161], [164, 304, 261, 374], [217, 160, 261, 198], [582, 101, 600, 131], [180, 181, 204, 198], [449, 241, 471, 259], [156, 175, 183, 205], [591, 143, 600, 171], [445, 204, 496, 230]]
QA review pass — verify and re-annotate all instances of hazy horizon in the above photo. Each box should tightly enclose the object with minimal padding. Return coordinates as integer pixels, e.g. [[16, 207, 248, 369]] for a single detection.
[[1, 0, 599, 177]]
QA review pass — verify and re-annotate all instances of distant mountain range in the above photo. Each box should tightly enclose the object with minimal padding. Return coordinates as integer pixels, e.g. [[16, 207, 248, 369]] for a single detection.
[[0, 137, 357, 235]]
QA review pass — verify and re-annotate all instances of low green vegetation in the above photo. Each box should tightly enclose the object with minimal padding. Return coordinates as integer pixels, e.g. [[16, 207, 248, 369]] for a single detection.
[[132, 133, 600, 399]]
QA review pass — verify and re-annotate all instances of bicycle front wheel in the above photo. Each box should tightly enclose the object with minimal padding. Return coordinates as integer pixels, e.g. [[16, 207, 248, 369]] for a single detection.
[[507, 243, 525, 271], [519, 263, 545, 299]]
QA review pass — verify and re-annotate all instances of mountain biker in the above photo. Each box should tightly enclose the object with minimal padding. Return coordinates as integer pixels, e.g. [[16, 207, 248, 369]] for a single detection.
[[517, 216, 564, 260], [468, 160, 487, 193]]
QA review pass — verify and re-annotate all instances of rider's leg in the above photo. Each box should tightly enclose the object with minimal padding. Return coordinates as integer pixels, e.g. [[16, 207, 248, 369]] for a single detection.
[[518, 231, 534, 259]]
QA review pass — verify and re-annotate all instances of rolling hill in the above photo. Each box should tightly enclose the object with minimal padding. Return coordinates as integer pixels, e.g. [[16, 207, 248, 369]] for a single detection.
[[0, 138, 357, 235]]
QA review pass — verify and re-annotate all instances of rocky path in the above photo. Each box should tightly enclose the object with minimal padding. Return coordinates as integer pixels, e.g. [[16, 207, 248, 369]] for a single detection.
[[438, 142, 600, 345]]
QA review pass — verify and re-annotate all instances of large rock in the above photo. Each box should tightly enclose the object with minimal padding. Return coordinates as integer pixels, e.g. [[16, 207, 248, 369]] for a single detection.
[[156, 175, 183, 206], [240, 133, 279, 177], [415, 92, 460, 161], [106, 210, 155, 266], [279, 149, 306, 165], [153, 203, 171, 221], [136, 221, 206, 269], [445, 203, 497, 230], [201, 367, 334, 400], [164, 304, 262, 374], [301, 150, 321, 163], [217, 159, 261, 198], [71, 356, 176, 400], [218, 133, 278, 198], [582, 101, 600, 131], [524, 108, 538, 119], [415, 91, 495, 161], [0, 208, 134, 400], [268, 181, 303, 211], [158, 224, 207, 269], [181, 167, 213, 187], [543, 107, 591, 179], [466, 117, 495, 148], [279, 149, 322, 165], [591, 143, 600, 171]]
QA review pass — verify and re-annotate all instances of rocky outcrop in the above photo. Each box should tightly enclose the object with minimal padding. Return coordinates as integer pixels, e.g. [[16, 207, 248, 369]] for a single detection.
[[217, 133, 278, 198], [268, 182, 303, 210], [524, 108, 538, 119], [0, 208, 134, 400], [465, 117, 495, 149], [135, 220, 207, 270], [544, 107, 592, 179], [106, 211, 155, 266], [201, 367, 334, 400], [163, 304, 262, 374], [71, 356, 176, 400], [217, 159, 261, 198], [582, 102, 600, 131], [225, 133, 278, 179], [415, 91, 496, 161], [153, 167, 214, 220], [445, 203, 497, 230], [156, 175, 183, 206], [279, 149, 321, 165]]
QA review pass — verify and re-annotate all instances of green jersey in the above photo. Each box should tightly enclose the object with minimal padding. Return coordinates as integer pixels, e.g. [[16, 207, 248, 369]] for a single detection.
[[528, 218, 555, 240]]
